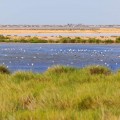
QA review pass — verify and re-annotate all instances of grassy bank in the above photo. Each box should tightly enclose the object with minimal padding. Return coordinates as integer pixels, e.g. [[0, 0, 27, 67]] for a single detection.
[[1, 35, 120, 43], [0, 65, 120, 120]]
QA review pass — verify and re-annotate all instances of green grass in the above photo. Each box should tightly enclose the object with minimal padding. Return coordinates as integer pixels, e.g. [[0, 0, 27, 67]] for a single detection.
[[0, 65, 120, 120], [1, 35, 120, 44]]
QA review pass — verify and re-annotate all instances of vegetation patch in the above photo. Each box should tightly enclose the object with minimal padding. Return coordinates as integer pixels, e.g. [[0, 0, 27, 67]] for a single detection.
[[0, 65, 10, 74], [0, 65, 120, 120], [46, 65, 77, 74], [88, 66, 111, 75], [1, 35, 120, 44]]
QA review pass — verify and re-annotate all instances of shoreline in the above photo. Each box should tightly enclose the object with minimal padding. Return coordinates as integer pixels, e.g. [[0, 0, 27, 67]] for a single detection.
[[0, 28, 120, 43], [1, 28, 120, 34], [0, 28, 120, 41], [0, 35, 120, 44]]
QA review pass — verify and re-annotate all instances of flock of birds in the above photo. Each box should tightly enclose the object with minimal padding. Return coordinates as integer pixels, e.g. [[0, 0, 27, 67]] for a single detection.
[[0, 44, 120, 72]]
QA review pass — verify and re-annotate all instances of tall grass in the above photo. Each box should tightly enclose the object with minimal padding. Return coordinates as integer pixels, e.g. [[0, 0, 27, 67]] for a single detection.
[[0, 65, 120, 119]]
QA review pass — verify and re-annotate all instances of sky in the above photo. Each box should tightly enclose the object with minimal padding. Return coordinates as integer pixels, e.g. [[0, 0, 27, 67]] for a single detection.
[[0, 0, 120, 25]]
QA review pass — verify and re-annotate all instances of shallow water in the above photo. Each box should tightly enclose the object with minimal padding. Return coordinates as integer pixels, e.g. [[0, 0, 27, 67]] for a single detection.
[[0, 43, 120, 72]]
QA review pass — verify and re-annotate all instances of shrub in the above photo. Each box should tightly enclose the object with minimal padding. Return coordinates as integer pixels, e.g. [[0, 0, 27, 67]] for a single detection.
[[115, 37, 120, 43], [0, 35, 9, 39], [88, 38, 96, 43], [19, 39, 28, 43], [81, 39, 87, 43], [104, 39, 114, 44], [95, 39, 101, 44]]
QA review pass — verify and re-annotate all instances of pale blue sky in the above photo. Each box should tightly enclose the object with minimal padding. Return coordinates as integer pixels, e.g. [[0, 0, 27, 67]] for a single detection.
[[0, 0, 120, 24]]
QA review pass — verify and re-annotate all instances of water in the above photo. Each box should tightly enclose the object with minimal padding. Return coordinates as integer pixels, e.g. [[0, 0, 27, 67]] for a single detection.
[[3, 33, 120, 37], [0, 43, 120, 72]]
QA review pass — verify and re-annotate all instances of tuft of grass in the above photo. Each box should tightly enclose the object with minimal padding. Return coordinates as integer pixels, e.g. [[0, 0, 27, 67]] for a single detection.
[[11, 71, 35, 83], [0, 65, 10, 74], [77, 96, 99, 110], [46, 65, 77, 74], [87, 66, 111, 75]]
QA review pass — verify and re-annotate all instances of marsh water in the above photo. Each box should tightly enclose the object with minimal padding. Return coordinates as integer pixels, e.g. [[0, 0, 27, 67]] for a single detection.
[[0, 43, 120, 72]]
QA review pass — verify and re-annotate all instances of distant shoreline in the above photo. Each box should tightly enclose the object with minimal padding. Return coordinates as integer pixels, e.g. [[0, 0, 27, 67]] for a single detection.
[[0, 34, 120, 44], [1, 28, 120, 34], [0, 28, 120, 43]]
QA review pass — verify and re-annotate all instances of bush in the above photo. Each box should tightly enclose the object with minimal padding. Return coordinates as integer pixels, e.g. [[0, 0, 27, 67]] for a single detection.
[[116, 37, 120, 43], [88, 38, 96, 43], [104, 39, 114, 44], [0, 35, 10, 40]]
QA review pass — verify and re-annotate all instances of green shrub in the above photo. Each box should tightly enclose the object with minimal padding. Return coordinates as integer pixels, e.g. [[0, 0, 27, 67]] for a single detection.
[[104, 39, 114, 44], [81, 39, 87, 43], [88, 38, 96, 43], [116, 37, 120, 43]]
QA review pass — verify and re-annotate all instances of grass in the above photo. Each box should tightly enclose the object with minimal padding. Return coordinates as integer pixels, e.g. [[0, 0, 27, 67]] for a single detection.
[[1, 35, 120, 44], [0, 65, 11, 74], [0, 65, 120, 120]]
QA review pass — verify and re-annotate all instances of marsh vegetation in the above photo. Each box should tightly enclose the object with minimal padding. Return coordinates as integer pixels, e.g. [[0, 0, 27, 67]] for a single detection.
[[0, 35, 120, 43], [0, 65, 120, 120]]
